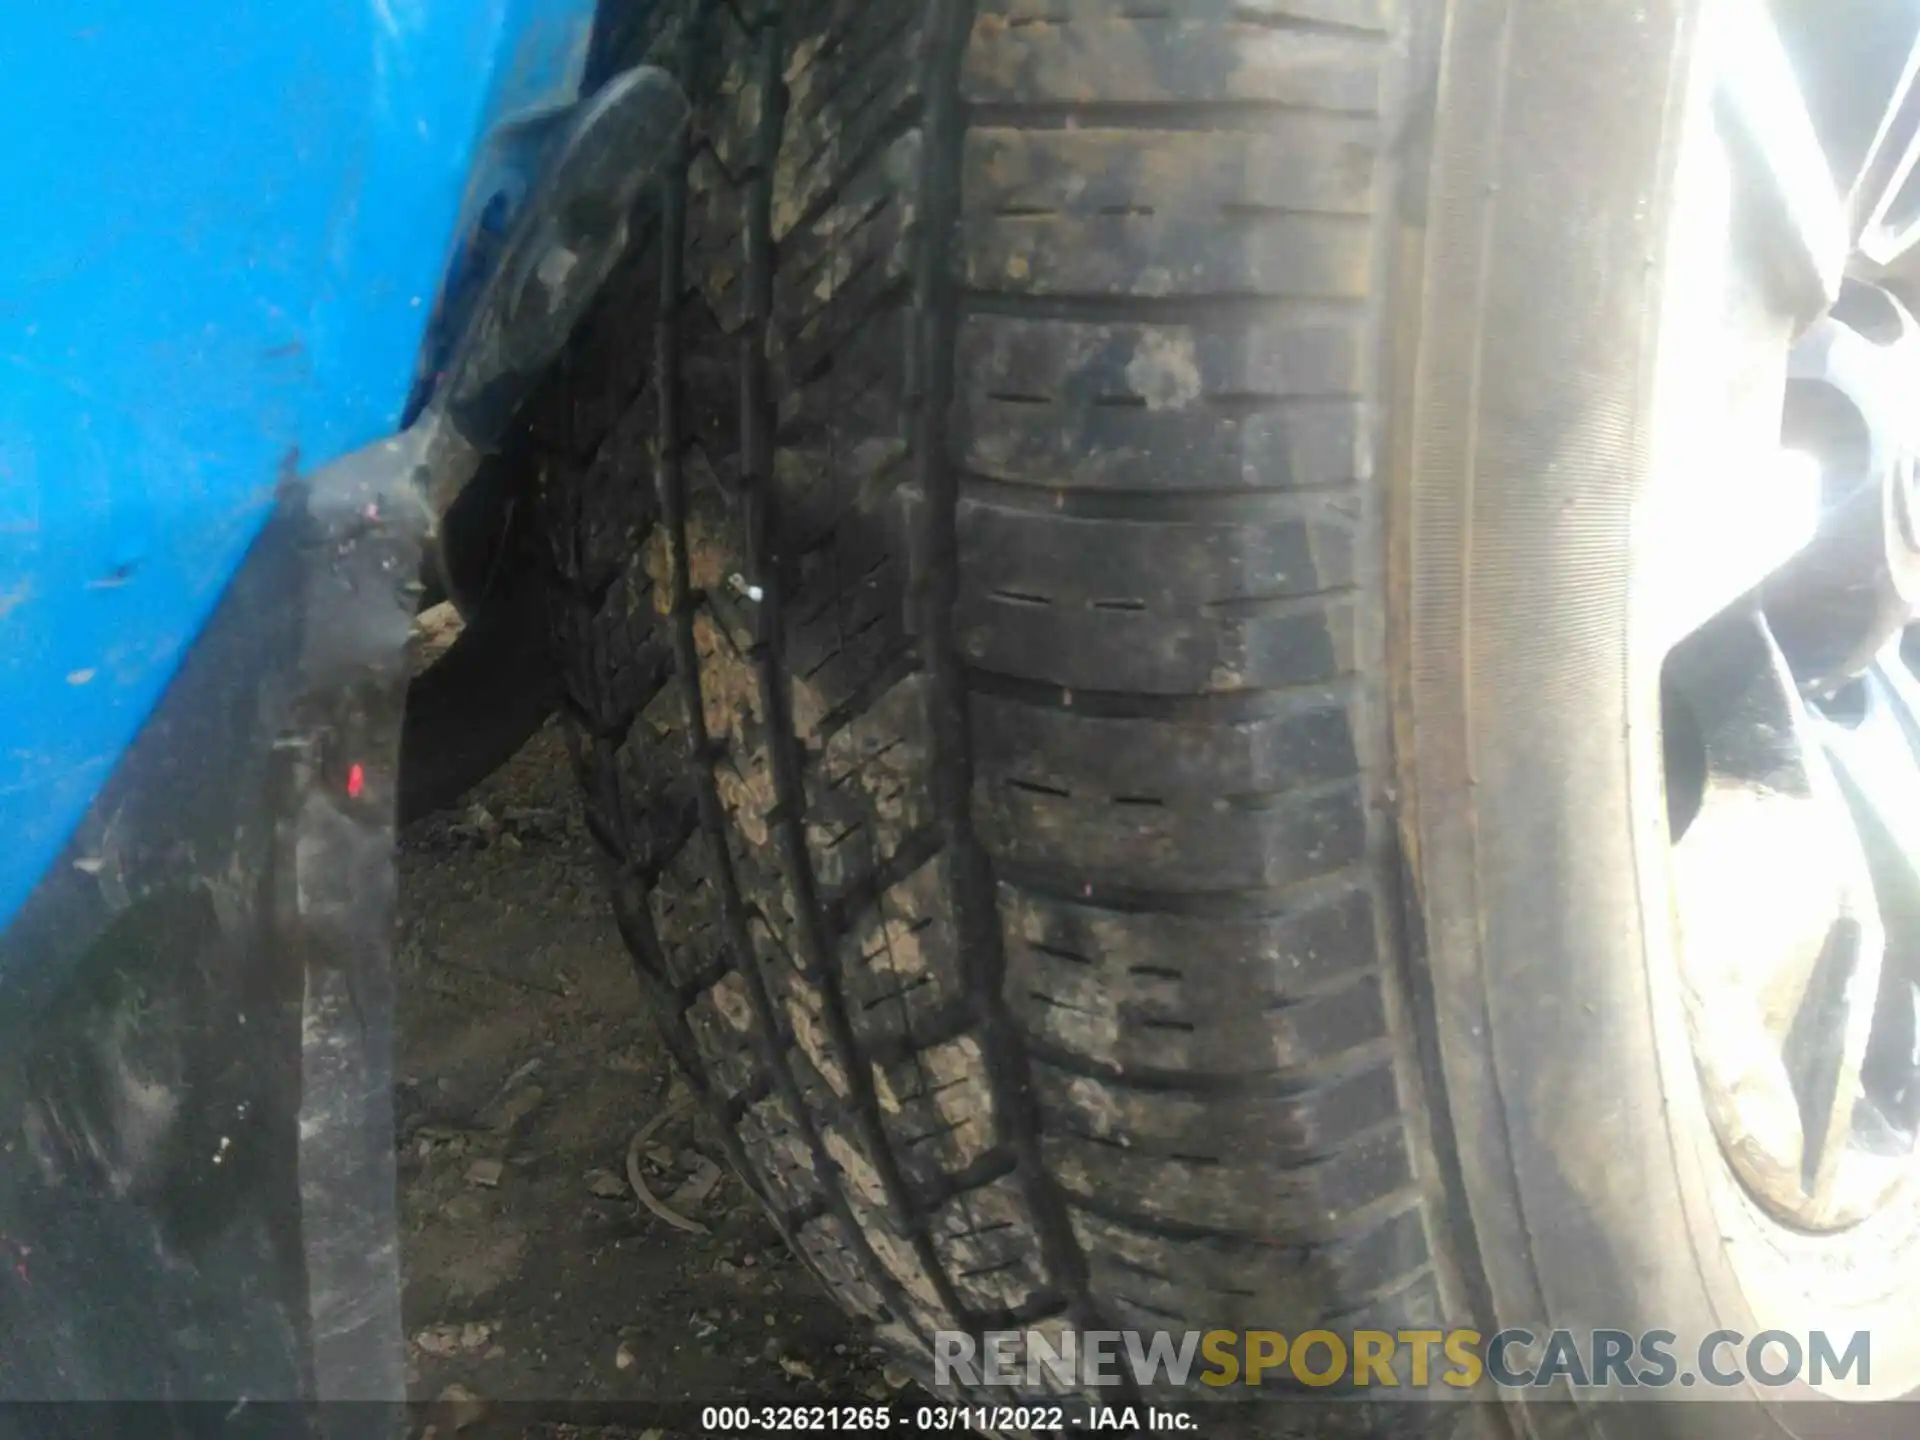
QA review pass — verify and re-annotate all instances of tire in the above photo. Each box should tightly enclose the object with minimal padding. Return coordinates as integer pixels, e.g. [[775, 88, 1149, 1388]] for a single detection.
[[531, 0, 1447, 1403], [514, 0, 1920, 1428]]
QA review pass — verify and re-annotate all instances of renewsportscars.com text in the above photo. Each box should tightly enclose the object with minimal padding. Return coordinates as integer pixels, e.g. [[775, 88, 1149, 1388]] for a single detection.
[[933, 1328, 1873, 1391]]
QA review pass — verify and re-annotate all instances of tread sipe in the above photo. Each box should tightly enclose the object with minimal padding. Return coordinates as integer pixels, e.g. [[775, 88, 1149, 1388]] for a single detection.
[[527, 0, 1456, 1409]]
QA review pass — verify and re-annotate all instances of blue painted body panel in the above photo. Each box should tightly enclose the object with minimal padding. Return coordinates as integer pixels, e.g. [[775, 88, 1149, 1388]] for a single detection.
[[0, 1, 596, 930]]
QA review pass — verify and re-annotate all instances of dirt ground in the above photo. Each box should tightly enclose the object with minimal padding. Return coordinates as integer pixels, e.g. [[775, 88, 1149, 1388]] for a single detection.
[[394, 721, 899, 1428]]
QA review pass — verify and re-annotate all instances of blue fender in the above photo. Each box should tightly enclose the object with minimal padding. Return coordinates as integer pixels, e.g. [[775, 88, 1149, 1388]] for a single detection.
[[0, 0, 597, 933]]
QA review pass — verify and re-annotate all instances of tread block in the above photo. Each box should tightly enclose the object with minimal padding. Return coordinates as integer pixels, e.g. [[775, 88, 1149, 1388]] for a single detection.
[[872, 1032, 1000, 1182], [964, 16, 1388, 113], [803, 672, 933, 891], [1032, 1059, 1401, 1160], [779, 251, 916, 390], [786, 556, 912, 730], [777, 297, 913, 433], [952, 590, 1358, 693], [741, 1092, 831, 1216], [552, 567, 674, 733], [959, 493, 1359, 611], [1044, 1117, 1412, 1237], [954, 314, 1369, 492], [605, 730, 701, 881], [967, 122, 1378, 219], [777, 24, 927, 239], [796, 1212, 891, 1322], [1001, 879, 1379, 1004], [1015, 957, 1389, 1074], [964, 210, 1373, 299], [685, 147, 751, 334], [928, 1174, 1050, 1315], [979, 0, 1393, 27], [977, 771, 1367, 891], [971, 685, 1358, 798], [563, 403, 660, 584], [941, 491, 1361, 691], [1070, 1201, 1428, 1333], [837, 853, 966, 1046], [697, 2, 769, 177]]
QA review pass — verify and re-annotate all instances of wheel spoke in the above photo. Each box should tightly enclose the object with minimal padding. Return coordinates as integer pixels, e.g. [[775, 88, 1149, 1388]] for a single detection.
[[1717, 0, 1849, 324], [1818, 647, 1920, 1198], [1639, 0, 1844, 656], [1665, 606, 1891, 1226], [1649, 7, 1920, 1237], [1640, 446, 1821, 656]]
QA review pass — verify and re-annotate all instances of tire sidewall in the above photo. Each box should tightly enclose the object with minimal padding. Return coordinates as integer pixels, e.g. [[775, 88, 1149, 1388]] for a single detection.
[[1399, 0, 1920, 1425]]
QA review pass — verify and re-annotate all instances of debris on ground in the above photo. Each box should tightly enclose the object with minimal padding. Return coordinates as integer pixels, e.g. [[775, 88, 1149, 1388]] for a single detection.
[[668, 1156, 723, 1210], [397, 723, 874, 1411], [624, 1098, 709, 1235], [585, 1169, 627, 1200], [434, 1381, 488, 1432]]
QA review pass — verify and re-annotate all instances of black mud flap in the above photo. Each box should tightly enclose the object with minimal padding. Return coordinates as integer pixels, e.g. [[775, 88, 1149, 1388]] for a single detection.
[[0, 439, 429, 1439], [0, 64, 687, 1436]]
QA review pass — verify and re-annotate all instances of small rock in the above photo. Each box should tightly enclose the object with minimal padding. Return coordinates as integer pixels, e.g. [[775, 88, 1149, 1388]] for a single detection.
[[834, 1344, 848, 1356], [778, 1356, 815, 1383], [690, 1315, 719, 1340], [414, 1326, 462, 1358], [644, 1143, 675, 1169], [484, 1084, 544, 1132], [863, 1383, 890, 1403], [413, 1321, 493, 1357], [615, 1341, 637, 1371], [437, 1382, 487, 1432], [499, 1057, 543, 1089], [485, 1346, 505, 1361], [586, 1169, 628, 1199], [641, 1430, 664, 1440], [668, 1157, 723, 1209], [464, 1158, 504, 1188], [882, 1365, 913, 1390], [464, 803, 498, 836]]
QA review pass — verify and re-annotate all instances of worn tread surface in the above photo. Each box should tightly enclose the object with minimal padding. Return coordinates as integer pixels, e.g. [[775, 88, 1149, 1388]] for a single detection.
[[528, 0, 1450, 1412]]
